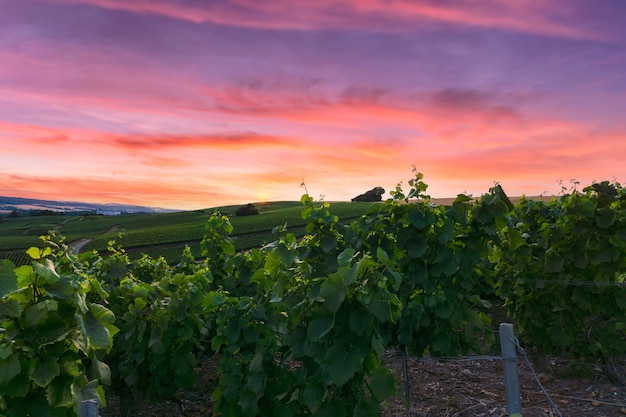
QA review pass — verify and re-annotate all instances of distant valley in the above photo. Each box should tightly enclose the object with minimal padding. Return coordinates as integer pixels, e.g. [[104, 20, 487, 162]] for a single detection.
[[0, 196, 178, 215]]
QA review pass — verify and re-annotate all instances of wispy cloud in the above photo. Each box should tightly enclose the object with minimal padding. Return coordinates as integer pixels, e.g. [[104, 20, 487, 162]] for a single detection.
[[2, 0, 624, 208], [44, 0, 615, 41], [111, 133, 295, 150]]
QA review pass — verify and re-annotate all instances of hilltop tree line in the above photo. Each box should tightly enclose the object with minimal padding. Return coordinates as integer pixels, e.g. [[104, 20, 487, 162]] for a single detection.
[[1, 209, 64, 219], [233, 187, 386, 217]]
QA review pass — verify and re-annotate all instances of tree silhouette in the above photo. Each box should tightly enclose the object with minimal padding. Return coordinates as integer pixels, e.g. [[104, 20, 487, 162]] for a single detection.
[[351, 187, 385, 202], [235, 203, 259, 216]]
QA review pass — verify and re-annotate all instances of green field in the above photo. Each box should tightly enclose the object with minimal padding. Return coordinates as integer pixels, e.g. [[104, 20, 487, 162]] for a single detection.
[[0, 201, 377, 265]]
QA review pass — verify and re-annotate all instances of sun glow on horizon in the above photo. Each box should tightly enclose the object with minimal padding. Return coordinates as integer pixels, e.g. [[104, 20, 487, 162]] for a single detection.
[[1, 0, 625, 209]]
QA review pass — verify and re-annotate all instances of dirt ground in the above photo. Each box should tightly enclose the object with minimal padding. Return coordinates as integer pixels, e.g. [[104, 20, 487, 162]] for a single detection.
[[100, 348, 625, 417]]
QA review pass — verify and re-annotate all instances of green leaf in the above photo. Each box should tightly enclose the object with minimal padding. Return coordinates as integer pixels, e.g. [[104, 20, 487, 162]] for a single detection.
[[353, 397, 379, 417], [0, 371, 30, 398], [203, 291, 228, 310], [407, 207, 429, 229], [149, 327, 164, 353], [371, 335, 385, 357], [324, 345, 362, 386], [237, 390, 259, 416], [0, 355, 21, 384], [438, 219, 454, 244], [80, 303, 117, 351], [60, 356, 81, 378], [276, 243, 296, 266], [45, 276, 74, 300], [307, 317, 334, 341], [250, 351, 264, 373], [453, 193, 472, 204], [300, 205, 313, 221], [33, 259, 61, 284], [26, 247, 41, 260], [317, 395, 348, 417], [0, 297, 21, 318], [507, 227, 526, 250], [14, 265, 33, 288], [0, 345, 11, 360], [376, 247, 390, 263], [369, 297, 394, 323], [433, 249, 457, 277], [435, 301, 453, 319], [431, 331, 451, 354], [0, 259, 18, 297], [25, 300, 59, 327], [172, 352, 195, 378], [301, 378, 327, 414], [596, 208, 617, 229], [407, 237, 428, 259], [75, 378, 105, 408], [368, 368, 397, 401], [300, 194, 313, 206], [337, 248, 356, 267], [341, 264, 359, 287], [319, 273, 345, 313], [92, 358, 111, 385], [320, 233, 337, 253], [349, 311, 372, 335], [32, 357, 61, 388], [34, 313, 73, 346], [223, 319, 241, 344]]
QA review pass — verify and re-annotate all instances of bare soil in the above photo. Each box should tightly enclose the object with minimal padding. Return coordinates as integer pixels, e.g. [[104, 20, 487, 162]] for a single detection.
[[100, 350, 625, 417]]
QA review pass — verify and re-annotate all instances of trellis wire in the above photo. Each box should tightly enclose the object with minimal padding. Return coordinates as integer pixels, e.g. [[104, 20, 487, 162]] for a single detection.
[[398, 324, 566, 417], [509, 333, 563, 417]]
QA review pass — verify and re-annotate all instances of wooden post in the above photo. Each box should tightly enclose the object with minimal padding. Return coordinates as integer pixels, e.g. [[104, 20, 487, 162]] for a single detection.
[[500, 323, 522, 417], [80, 399, 99, 417]]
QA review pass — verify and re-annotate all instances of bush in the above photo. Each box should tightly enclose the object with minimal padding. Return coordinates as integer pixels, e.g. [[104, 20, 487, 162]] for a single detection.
[[235, 203, 259, 216]]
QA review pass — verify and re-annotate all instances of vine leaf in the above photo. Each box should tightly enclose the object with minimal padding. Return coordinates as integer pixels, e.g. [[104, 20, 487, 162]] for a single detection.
[[308, 317, 334, 341], [80, 303, 118, 351], [368, 368, 397, 401], [319, 273, 345, 313], [324, 346, 362, 386], [92, 358, 111, 385], [0, 259, 18, 297], [32, 357, 60, 388], [0, 355, 21, 385], [33, 259, 60, 284]]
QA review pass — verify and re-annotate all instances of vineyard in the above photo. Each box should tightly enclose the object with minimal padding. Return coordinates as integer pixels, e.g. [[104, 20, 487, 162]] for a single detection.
[[0, 201, 373, 265], [0, 172, 625, 417]]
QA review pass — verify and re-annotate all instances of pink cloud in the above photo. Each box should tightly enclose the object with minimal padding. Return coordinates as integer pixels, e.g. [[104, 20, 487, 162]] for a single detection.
[[42, 0, 612, 41], [110, 133, 296, 150]]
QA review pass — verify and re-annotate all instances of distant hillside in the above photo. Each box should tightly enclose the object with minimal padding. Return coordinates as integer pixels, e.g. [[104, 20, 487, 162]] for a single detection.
[[0, 196, 178, 214]]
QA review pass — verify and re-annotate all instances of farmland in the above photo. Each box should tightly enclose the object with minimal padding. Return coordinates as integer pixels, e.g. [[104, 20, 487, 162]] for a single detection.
[[0, 200, 377, 265]]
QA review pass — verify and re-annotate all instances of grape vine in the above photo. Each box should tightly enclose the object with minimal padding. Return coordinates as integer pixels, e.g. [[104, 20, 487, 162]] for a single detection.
[[0, 174, 624, 416]]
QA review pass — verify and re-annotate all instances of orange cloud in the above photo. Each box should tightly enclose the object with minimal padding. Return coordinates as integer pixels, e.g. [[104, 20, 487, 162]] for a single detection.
[[110, 133, 296, 151], [0, 173, 236, 209]]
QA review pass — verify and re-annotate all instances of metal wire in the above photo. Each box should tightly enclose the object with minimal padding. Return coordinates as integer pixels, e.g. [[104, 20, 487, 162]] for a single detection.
[[509, 334, 563, 417]]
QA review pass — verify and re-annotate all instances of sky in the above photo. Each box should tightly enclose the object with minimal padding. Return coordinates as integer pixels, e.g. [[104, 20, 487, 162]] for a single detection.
[[1, 0, 625, 210]]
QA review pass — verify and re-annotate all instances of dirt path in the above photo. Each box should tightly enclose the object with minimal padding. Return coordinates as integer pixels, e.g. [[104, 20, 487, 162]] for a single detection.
[[69, 238, 91, 254]]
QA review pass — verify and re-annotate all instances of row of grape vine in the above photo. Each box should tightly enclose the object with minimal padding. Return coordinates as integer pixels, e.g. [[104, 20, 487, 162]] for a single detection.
[[1, 172, 624, 416]]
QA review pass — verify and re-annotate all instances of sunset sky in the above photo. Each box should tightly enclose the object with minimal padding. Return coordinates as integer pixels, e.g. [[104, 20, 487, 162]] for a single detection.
[[1, 0, 625, 210]]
